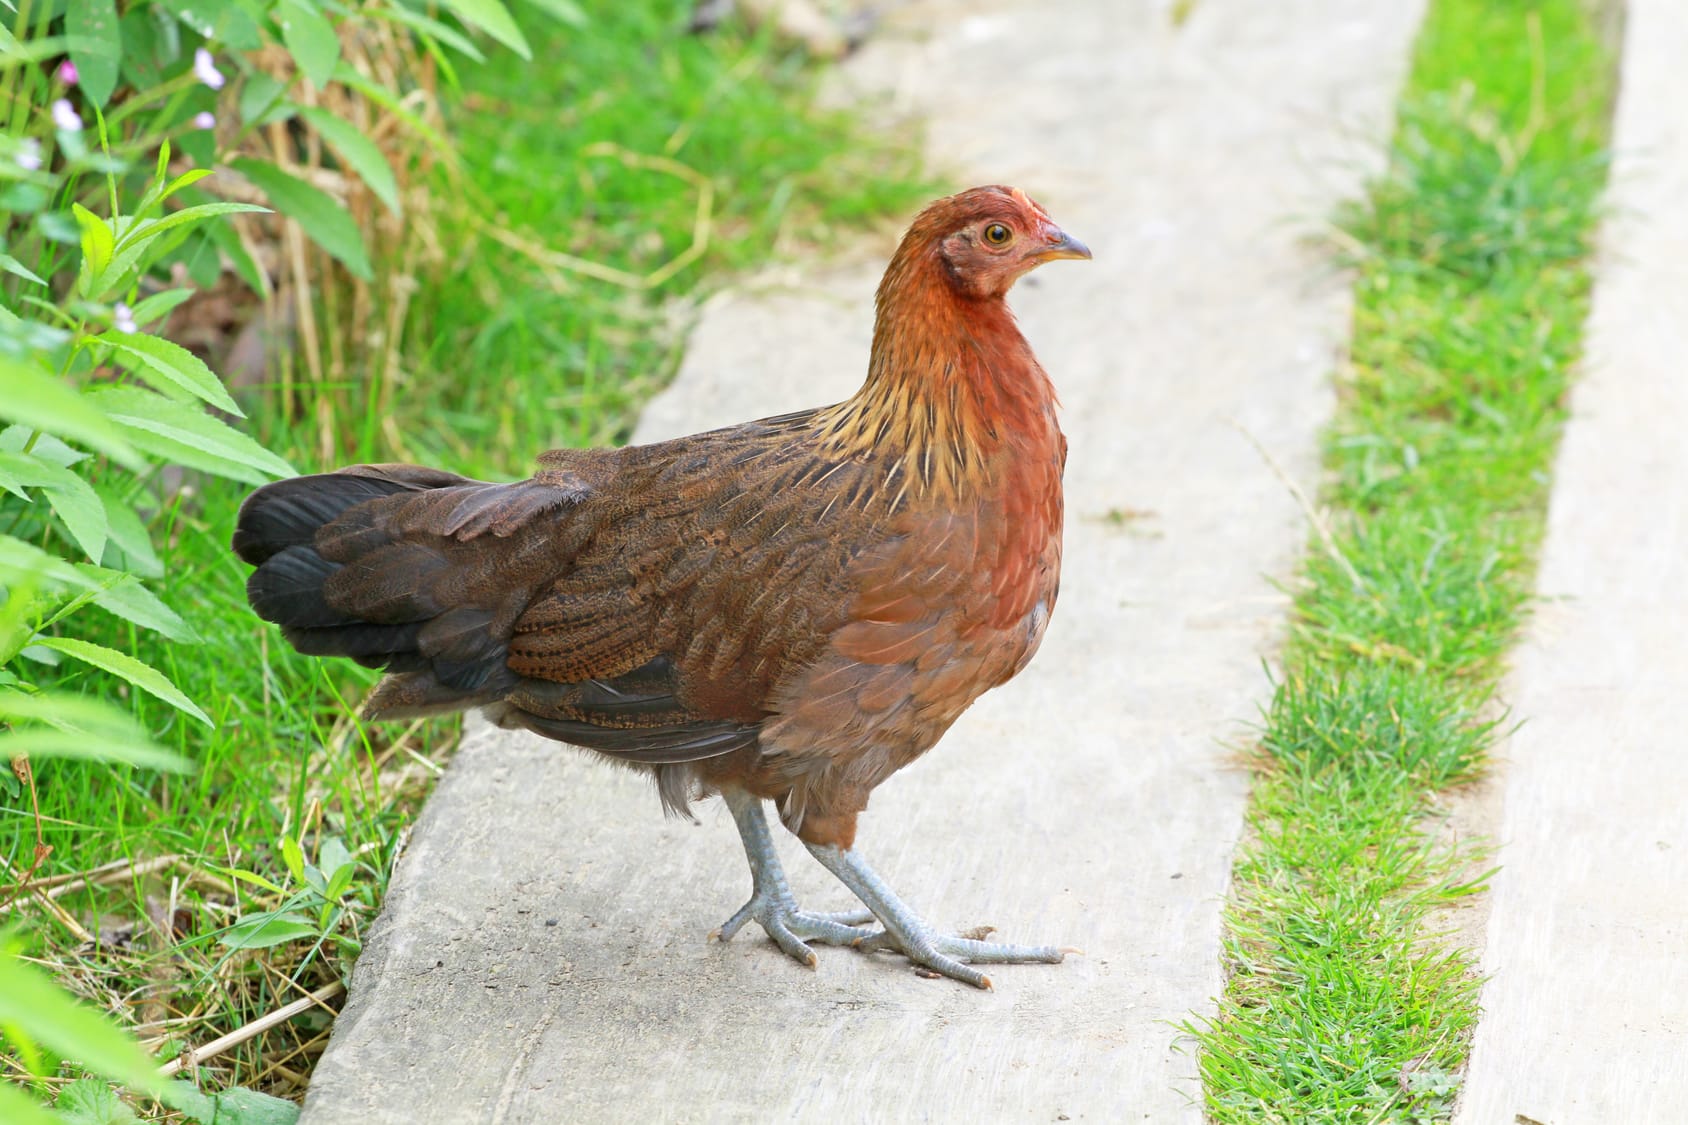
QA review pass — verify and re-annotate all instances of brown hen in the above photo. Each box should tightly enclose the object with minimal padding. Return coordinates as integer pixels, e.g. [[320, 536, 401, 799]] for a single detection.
[[233, 186, 1089, 987]]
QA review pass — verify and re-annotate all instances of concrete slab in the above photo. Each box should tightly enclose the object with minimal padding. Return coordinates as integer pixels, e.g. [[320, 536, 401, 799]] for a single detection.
[[1456, 4, 1688, 1122], [299, 1, 1424, 1120]]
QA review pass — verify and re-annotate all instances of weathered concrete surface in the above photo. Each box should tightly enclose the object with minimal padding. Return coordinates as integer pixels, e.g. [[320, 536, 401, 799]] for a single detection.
[[300, 2, 1424, 1120], [1456, 4, 1688, 1122]]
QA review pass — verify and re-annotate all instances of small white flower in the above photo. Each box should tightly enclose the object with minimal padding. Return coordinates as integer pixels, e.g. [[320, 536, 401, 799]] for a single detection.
[[194, 47, 225, 90], [193, 111, 216, 130], [15, 138, 42, 171], [51, 98, 82, 132], [113, 303, 138, 334]]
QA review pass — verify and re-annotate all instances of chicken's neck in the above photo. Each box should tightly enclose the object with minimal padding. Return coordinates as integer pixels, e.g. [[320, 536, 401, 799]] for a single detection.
[[818, 262, 1060, 501]]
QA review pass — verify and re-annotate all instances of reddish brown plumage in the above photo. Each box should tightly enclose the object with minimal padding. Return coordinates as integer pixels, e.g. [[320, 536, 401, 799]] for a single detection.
[[234, 186, 1088, 857]]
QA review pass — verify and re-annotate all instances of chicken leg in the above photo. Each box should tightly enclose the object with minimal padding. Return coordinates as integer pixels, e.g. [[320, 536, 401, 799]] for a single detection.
[[712, 789, 879, 965], [715, 791, 1067, 989]]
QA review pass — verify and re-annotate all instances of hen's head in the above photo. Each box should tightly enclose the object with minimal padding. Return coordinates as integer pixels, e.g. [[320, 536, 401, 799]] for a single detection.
[[901, 185, 1091, 301]]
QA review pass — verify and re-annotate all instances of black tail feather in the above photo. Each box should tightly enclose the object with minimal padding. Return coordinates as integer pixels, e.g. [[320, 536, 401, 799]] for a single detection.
[[235, 464, 640, 739], [247, 545, 347, 628], [233, 473, 428, 565], [235, 468, 484, 682]]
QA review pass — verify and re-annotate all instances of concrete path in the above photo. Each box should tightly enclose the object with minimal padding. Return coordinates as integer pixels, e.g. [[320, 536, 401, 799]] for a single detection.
[[299, 1, 1422, 1120], [1456, 3, 1688, 1122]]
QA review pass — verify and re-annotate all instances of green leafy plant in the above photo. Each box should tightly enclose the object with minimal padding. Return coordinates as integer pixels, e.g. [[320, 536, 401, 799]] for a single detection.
[[218, 834, 368, 963], [2, 137, 288, 746], [4, 0, 558, 282], [5, 0, 926, 1109]]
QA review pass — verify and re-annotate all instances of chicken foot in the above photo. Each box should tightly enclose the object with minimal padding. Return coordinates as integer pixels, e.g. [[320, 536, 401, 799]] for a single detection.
[[806, 841, 1068, 990], [715, 792, 1066, 987], [712, 790, 878, 966]]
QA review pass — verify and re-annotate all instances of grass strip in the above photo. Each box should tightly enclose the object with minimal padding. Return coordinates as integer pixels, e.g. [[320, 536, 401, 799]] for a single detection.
[[1188, 1, 1616, 1121]]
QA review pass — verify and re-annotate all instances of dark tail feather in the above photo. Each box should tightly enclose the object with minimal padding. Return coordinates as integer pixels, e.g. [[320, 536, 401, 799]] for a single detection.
[[233, 470, 452, 566], [234, 467, 493, 684], [236, 464, 594, 721], [246, 545, 346, 627]]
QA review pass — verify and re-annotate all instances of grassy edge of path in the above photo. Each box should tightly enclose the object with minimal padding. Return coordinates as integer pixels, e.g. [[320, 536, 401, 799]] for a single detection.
[[1188, 2, 1618, 1120]]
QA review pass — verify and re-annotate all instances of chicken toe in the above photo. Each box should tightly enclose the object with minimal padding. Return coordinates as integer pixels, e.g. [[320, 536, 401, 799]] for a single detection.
[[806, 841, 1067, 989]]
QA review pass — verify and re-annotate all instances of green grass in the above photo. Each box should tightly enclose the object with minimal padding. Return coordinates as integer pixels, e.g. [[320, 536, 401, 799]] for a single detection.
[[291, 0, 930, 476], [1189, 1, 1616, 1121], [3, 1, 927, 1105], [3, 480, 415, 1099]]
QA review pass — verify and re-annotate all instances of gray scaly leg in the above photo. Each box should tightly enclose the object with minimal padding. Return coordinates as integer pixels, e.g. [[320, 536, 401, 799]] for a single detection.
[[712, 790, 877, 966], [806, 842, 1069, 989]]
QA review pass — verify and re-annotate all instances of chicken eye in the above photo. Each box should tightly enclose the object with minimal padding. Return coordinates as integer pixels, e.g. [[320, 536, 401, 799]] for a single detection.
[[982, 222, 1012, 246]]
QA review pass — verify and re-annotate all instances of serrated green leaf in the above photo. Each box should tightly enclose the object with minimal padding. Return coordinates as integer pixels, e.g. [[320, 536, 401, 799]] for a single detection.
[[0, 450, 66, 489], [72, 202, 115, 282], [231, 157, 371, 280], [42, 473, 105, 563], [437, 0, 530, 57], [66, 0, 122, 105], [0, 451, 108, 560], [0, 449, 36, 500], [0, 532, 102, 589], [94, 487, 162, 577], [129, 287, 194, 327], [86, 386, 294, 483], [93, 330, 243, 416], [0, 357, 139, 465], [299, 107, 400, 215], [60, 1083, 136, 1125], [275, 0, 340, 89], [74, 564, 199, 641], [0, 253, 47, 286], [105, 203, 270, 285], [161, 167, 213, 200], [0, 950, 165, 1095], [34, 634, 212, 724], [0, 425, 86, 467], [218, 912, 318, 950]]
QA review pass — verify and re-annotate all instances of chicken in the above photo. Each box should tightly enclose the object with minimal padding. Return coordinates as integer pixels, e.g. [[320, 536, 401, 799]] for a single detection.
[[233, 185, 1090, 988]]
